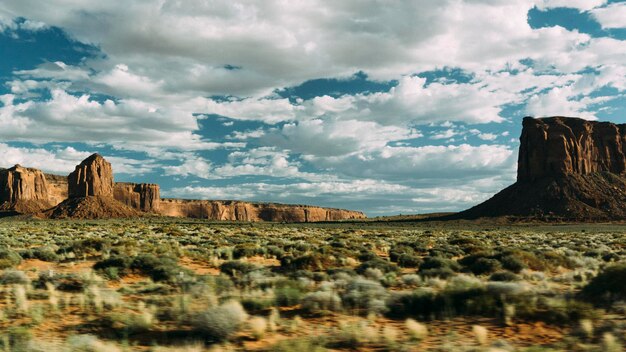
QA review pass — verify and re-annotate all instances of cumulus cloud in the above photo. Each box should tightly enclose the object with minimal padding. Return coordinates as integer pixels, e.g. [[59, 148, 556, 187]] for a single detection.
[[0, 0, 625, 214], [303, 144, 516, 183], [537, 0, 606, 11], [0, 144, 155, 175], [590, 3, 626, 29]]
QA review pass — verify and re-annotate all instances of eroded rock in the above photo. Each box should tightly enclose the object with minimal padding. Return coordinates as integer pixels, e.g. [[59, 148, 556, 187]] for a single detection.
[[68, 154, 114, 198]]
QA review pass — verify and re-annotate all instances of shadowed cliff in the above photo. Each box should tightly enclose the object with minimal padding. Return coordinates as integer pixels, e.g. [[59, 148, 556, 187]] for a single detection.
[[456, 116, 626, 221]]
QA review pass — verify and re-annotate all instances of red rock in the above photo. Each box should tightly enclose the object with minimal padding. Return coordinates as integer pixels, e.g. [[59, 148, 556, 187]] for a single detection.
[[68, 154, 114, 198], [157, 199, 366, 222], [518, 116, 626, 181], [114, 183, 160, 212], [458, 116, 626, 220]]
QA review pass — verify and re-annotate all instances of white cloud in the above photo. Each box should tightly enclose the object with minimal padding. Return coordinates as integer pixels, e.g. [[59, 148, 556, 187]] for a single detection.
[[0, 0, 625, 215], [263, 119, 421, 157], [537, 0, 606, 11], [164, 148, 326, 181], [0, 144, 155, 176], [524, 86, 612, 119], [303, 144, 516, 182], [590, 3, 626, 29]]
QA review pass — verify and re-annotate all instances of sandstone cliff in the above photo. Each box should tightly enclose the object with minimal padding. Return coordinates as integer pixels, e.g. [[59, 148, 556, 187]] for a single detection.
[[68, 154, 114, 198], [1, 153, 364, 221], [44, 173, 68, 206], [114, 183, 160, 212], [48, 153, 141, 219], [0, 165, 52, 213], [518, 116, 626, 181], [157, 199, 366, 222], [457, 116, 626, 220]]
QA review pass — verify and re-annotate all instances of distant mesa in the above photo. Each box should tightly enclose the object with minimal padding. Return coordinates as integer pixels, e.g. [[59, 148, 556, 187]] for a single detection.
[[456, 116, 626, 221], [0, 153, 365, 221]]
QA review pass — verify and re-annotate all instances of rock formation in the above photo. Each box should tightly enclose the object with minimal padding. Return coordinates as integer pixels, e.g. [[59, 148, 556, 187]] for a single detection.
[[157, 199, 366, 222], [518, 116, 626, 181], [114, 183, 160, 212], [68, 154, 114, 198], [47, 153, 141, 219], [1, 154, 365, 221], [457, 116, 626, 220], [0, 165, 52, 213], [45, 173, 68, 206]]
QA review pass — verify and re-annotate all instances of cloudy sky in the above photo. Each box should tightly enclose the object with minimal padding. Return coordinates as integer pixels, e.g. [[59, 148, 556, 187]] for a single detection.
[[0, 0, 625, 216]]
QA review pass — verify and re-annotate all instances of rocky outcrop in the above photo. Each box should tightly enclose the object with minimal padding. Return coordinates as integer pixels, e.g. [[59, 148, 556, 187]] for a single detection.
[[46, 195, 141, 219], [68, 154, 114, 198], [1, 153, 365, 221], [157, 199, 366, 222], [518, 116, 626, 181], [45, 174, 68, 206], [0, 165, 53, 213], [114, 183, 160, 212], [457, 116, 626, 221]]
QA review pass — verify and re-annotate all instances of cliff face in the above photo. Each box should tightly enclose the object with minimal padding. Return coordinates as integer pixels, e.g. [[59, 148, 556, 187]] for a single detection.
[[158, 199, 366, 222], [114, 183, 160, 212], [518, 116, 626, 182], [0, 165, 52, 212], [68, 154, 114, 198], [458, 116, 626, 220], [45, 174, 68, 206], [1, 154, 365, 221]]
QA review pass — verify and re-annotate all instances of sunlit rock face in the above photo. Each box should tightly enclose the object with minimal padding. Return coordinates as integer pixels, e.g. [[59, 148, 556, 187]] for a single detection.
[[0, 165, 53, 212], [68, 153, 114, 198], [114, 183, 160, 212], [157, 199, 366, 222]]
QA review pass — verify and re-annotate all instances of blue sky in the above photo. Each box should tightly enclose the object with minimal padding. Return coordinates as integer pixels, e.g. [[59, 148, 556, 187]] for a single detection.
[[0, 0, 625, 216]]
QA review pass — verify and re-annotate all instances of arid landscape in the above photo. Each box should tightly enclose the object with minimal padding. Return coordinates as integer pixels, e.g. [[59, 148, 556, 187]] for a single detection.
[[0, 219, 625, 351], [2, 1, 626, 351]]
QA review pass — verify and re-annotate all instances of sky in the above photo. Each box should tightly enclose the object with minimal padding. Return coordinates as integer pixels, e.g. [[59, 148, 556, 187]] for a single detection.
[[0, 0, 625, 216]]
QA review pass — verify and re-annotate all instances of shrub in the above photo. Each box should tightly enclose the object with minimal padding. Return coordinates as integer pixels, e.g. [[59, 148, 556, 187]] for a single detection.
[[470, 258, 502, 275], [281, 254, 333, 271], [220, 261, 257, 276], [93, 256, 133, 278], [489, 271, 520, 282], [581, 263, 626, 303], [499, 255, 527, 273], [341, 278, 389, 314], [420, 257, 460, 271], [66, 334, 122, 352], [36, 272, 88, 292], [133, 255, 190, 282], [191, 301, 248, 342], [0, 248, 21, 269], [0, 270, 29, 285], [356, 259, 398, 274], [32, 247, 61, 262], [301, 291, 342, 313], [274, 282, 305, 307], [397, 254, 422, 268]]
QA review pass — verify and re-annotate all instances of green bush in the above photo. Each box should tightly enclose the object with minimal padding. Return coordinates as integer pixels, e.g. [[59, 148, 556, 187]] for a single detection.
[[191, 301, 248, 342], [470, 258, 502, 275], [302, 291, 342, 313], [581, 263, 626, 303], [274, 281, 305, 307], [0, 270, 29, 285], [490, 271, 520, 282], [397, 254, 422, 268], [220, 260, 257, 276], [0, 248, 21, 269], [356, 259, 398, 274]]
